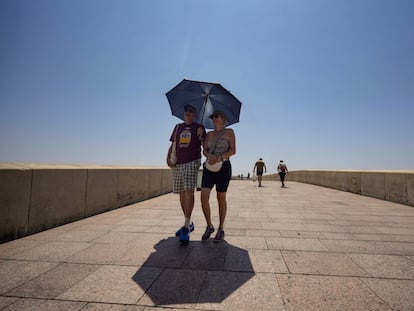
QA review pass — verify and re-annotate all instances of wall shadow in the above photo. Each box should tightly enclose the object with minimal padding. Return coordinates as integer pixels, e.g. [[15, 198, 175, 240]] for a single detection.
[[132, 237, 255, 306]]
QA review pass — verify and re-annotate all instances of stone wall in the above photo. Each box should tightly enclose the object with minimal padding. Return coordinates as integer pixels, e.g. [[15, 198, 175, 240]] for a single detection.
[[0, 164, 172, 242], [264, 170, 414, 207]]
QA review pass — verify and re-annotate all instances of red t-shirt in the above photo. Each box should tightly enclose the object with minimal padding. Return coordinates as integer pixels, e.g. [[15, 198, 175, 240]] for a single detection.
[[170, 123, 206, 164]]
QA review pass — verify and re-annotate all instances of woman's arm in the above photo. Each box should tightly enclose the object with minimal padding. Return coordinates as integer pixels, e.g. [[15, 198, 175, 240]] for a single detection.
[[220, 129, 236, 160]]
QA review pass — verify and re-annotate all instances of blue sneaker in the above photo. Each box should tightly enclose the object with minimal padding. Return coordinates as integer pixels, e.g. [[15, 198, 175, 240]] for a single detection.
[[175, 222, 194, 236], [179, 228, 190, 244]]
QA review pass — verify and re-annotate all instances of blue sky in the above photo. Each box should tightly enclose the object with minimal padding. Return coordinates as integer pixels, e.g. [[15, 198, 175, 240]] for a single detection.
[[1, 0, 413, 175]]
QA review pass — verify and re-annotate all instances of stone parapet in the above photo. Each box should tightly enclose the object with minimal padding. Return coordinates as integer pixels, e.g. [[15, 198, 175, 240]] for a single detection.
[[0, 164, 172, 242], [264, 170, 414, 207]]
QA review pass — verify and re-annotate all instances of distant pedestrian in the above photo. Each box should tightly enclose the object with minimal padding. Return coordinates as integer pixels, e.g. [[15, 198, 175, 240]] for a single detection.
[[277, 160, 288, 187], [253, 158, 267, 187]]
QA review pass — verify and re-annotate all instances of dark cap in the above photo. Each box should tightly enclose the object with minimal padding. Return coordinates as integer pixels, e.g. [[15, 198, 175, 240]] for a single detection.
[[184, 104, 196, 113], [208, 110, 226, 120]]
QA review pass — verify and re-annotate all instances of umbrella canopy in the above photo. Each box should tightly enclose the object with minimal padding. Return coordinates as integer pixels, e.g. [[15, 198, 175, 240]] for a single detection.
[[166, 79, 242, 129]]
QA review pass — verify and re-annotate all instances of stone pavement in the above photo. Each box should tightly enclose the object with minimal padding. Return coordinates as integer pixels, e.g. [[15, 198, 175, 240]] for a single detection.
[[0, 180, 413, 310]]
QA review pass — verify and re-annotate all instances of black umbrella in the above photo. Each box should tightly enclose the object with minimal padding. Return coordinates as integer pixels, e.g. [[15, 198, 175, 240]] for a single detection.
[[166, 79, 242, 129]]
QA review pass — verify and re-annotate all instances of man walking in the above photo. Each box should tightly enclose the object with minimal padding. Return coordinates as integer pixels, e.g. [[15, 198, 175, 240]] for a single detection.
[[168, 104, 206, 244], [253, 158, 267, 187]]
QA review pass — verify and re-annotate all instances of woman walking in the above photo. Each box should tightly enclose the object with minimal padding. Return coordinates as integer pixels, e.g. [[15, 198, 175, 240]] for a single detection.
[[200, 110, 236, 243]]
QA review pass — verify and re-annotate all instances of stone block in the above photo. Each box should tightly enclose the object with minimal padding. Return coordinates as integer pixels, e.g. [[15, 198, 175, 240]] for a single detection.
[[148, 169, 162, 197], [29, 169, 87, 234], [116, 169, 149, 206], [85, 169, 117, 217], [347, 172, 361, 194], [0, 169, 32, 241], [385, 173, 408, 205], [335, 171, 348, 191], [161, 169, 172, 193], [408, 174, 414, 206], [361, 172, 386, 200]]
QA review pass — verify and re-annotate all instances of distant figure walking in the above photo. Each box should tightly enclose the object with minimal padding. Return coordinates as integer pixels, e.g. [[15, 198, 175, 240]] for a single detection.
[[277, 160, 288, 187], [253, 158, 267, 187]]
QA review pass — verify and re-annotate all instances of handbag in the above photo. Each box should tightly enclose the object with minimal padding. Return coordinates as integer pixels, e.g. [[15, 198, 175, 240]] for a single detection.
[[205, 160, 223, 172], [167, 125, 178, 168]]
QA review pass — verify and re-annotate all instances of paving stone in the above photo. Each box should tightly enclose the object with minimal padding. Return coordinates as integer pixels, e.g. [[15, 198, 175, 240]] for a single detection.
[[141, 307, 186, 311], [304, 224, 381, 234], [277, 274, 390, 311], [2, 298, 86, 310], [361, 278, 414, 311], [20, 228, 67, 241], [110, 225, 150, 233], [183, 245, 228, 271], [373, 226, 414, 235], [282, 251, 369, 277], [279, 230, 324, 239], [196, 272, 285, 310], [0, 240, 46, 259], [224, 236, 268, 250], [320, 239, 377, 254], [58, 265, 160, 304], [53, 230, 106, 242], [245, 229, 281, 237], [82, 303, 144, 310], [225, 221, 263, 230], [137, 268, 207, 308], [7, 263, 101, 298], [320, 232, 355, 240], [0, 260, 58, 294], [262, 223, 308, 231], [65, 242, 132, 264], [266, 237, 328, 251], [347, 254, 414, 279], [225, 249, 288, 273], [8, 241, 92, 261], [352, 233, 414, 242], [0, 297, 18, 309], [122, 237, 191, 268], [368, 241, 414, 255], [91, 231, 141, 244]]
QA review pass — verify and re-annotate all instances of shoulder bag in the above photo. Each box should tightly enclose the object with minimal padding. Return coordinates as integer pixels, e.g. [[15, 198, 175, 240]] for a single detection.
[[167, 125, 178, 168]]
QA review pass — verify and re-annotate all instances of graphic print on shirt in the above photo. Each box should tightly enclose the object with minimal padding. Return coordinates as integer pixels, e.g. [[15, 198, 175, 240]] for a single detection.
[[179, 127, 192, 148]]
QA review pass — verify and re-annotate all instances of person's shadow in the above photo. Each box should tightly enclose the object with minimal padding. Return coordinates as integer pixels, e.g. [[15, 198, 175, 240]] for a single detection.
[[132, 237, 255, 307]]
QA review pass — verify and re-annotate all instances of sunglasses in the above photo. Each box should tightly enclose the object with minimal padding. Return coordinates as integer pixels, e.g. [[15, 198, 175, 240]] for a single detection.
[[185, 109, 195, 113], [212, 114, 221, 119]]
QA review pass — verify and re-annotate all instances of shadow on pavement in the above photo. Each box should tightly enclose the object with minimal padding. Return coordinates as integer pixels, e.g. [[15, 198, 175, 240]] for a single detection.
[[132, 236, 254, 306]]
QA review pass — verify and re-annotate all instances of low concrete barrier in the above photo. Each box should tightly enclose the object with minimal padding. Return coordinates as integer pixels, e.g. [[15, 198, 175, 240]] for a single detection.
[[0, 164, 172, 242], [264, 170, 414, 207]]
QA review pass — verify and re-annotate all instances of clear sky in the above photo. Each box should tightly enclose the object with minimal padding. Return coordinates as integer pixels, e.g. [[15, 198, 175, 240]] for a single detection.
[[1, 0, 413, 175]]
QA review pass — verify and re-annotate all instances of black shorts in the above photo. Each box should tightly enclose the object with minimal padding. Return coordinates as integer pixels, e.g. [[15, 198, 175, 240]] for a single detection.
[[202, 161, 232, 192], [279, 172, 286, 181], [256, 170, 263, 176]]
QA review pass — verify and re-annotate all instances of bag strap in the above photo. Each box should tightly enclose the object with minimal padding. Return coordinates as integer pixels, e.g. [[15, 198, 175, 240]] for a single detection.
[[173, 124, 179, 142]]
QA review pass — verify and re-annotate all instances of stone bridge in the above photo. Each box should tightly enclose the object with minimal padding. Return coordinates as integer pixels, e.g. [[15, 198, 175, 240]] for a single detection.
[[0, 174, 413, 310]]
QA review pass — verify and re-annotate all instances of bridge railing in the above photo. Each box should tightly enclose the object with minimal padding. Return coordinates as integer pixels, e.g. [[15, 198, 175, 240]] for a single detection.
[[0, 164, 172, 243], [264, 170, 414, 207]]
